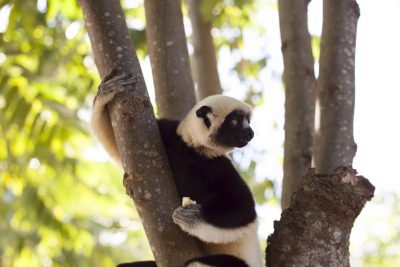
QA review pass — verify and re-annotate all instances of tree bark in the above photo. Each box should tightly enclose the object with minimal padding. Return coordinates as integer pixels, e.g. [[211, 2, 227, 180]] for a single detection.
[[144, 0, 196, 120], [278, 0, 316, 210], [78, 0, 203, 266], [187, 0, 222, 100], [314, 0, 359, 174], [266, 166, 374, 267]]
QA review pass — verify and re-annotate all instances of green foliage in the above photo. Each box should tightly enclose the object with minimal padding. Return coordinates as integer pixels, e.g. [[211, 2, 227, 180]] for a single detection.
[[359, 194, 400, 267], [311, 35, 321, 61], [233, 152, 277, 205], [0, 0, 150, 266]]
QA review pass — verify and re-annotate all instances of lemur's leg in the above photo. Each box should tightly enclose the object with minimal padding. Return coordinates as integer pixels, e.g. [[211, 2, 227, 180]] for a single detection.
[[173, 204, 256, 244], [91, 71, 136, 163]]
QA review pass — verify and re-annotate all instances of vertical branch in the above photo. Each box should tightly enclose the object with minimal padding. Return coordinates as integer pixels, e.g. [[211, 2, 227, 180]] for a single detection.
[[144, 0, 196, 120], [187, 0, 222, 100], [78, 0, 203, 266], [278, 0, 316, 209], [314, 0, 359, 174]]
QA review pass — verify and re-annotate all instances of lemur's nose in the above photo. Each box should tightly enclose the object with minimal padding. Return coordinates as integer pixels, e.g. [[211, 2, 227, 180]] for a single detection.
[[245, 128, 254, 141]]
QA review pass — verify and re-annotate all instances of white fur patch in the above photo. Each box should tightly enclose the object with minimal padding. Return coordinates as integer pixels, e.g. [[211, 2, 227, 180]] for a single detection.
[[177, 95, 252, 158], [180, 219, 258, 244], [205, 220, 263, 267]]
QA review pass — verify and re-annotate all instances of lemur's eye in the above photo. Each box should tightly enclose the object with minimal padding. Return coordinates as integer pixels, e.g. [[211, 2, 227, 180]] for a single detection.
[[231, 119, 238, 126]]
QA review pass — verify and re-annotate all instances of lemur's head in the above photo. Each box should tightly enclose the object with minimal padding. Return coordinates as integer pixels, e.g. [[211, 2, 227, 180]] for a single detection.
[[177, 95, 253, 158]]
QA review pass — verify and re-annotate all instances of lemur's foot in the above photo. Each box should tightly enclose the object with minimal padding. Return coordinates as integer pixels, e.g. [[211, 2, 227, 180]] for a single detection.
[[173, 204, 202, 230]]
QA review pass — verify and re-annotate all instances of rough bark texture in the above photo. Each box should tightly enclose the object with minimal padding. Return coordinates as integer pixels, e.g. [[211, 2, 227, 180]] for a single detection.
[[144, 0, 196, 120], [278, 0, 317, 210], [266, 166, 375, 267], [78, 1, 203, 266], [188, 0, 222, 100], [314, 0, 359, 174]]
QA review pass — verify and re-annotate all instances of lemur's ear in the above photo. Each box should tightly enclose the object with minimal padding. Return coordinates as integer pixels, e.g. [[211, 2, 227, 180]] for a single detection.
[[196, 106, 212, 119]]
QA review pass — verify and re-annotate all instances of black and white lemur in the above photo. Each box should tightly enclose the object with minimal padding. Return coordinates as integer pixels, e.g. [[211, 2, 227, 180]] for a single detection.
[[91, 82, 263, 267]]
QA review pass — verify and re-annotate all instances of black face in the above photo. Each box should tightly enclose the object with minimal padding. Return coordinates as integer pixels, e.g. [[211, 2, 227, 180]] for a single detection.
[[214, 110, 253, 148]]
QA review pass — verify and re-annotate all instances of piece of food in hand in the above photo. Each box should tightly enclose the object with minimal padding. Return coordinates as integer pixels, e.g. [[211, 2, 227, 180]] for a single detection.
[[182, 197, 197, 207]]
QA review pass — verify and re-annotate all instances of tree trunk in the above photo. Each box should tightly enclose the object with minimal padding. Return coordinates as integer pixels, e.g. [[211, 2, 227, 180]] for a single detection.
[[267, 167, 374, 267], [278, 0, 316, 210], [144, 0, 197, 120], [187, 0, 222, 100], [78, 0, 203, 266], [313, 0, 359, 174], [269, 1, 373, 266]]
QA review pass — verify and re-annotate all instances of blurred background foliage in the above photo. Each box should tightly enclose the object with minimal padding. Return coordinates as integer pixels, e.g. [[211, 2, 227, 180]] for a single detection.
[[1, 0, 398, 266], [0, 0, 150, 266]]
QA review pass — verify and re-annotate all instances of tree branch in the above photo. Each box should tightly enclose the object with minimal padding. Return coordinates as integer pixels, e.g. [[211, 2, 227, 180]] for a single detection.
[[144, 0, 196, 120], [187, 0, 222, 100], [78, 0, 203, 265], [314, 0, 359, 173], [278, 0, 317, 209], [267, 166, 374, 267]]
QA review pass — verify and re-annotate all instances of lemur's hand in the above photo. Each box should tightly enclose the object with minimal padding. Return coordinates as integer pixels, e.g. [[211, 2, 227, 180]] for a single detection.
[[173, 204, 202, 230], [94, 72, 135, 106]]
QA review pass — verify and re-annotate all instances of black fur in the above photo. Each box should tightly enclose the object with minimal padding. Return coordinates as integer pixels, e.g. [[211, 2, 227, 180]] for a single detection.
[[157, 119, 256, 228], [117, 119, 256, 267], [215, 109, 254, 149], [116, 261, 156, 267], [186, 254, 249, 267], [196, 105, 212, 128], [117, 254, 248, 267]]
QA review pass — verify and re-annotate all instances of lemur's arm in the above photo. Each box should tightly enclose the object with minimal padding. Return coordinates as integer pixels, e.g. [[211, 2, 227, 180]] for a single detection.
[[173, 204, 257, 244], [91, 92, 121, 163], [91, 73, 133, 164], [173, 181, 257, 244]]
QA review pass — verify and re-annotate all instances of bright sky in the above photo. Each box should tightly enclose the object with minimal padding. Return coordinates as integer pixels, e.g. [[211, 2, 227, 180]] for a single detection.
[[353, 0, 400, 190], [345, 1, 400, 264]]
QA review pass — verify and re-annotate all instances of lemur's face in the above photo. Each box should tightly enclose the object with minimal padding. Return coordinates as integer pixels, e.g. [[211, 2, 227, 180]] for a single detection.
[[196, 106, 253, 149], [177, 95, 253, 157], [215, 109, 254, 148]]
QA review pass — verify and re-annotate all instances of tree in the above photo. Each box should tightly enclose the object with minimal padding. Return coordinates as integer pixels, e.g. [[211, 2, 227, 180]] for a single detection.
[[187, 0, 222, 100], [144, 0, 196, 120], [313, 0, 358, 173], [278, 0, 316, 210], [78, 0, 203, 266], [267, 0, 374, 266], [78, 0, 374, 266]]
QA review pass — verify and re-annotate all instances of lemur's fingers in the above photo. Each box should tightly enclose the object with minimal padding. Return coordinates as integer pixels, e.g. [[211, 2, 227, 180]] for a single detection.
[[173, 204, 202, 229], [95, 72, 136, 105]]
